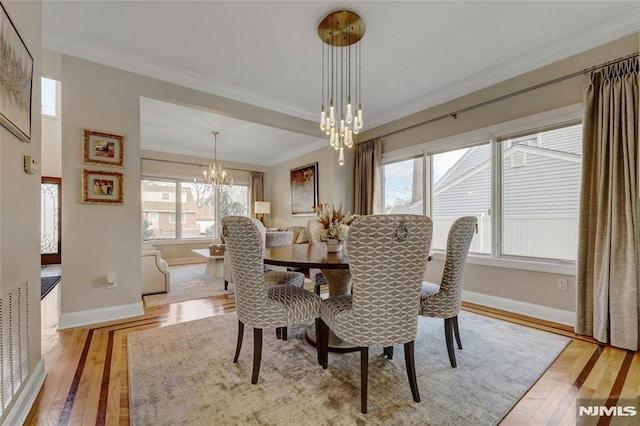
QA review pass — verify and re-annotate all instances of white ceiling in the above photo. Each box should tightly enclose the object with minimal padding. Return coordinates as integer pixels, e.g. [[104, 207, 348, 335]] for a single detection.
[[42, 1, 640, 166]]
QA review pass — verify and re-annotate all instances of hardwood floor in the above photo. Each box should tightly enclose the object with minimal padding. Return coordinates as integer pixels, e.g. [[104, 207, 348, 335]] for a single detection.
[[26, 287, 639, 425]]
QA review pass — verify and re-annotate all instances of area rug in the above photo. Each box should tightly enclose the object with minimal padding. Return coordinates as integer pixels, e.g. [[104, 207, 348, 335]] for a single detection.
[[142, 264, 231, 307], [128, 310, 570, 425], [40, 275, 61, 299]]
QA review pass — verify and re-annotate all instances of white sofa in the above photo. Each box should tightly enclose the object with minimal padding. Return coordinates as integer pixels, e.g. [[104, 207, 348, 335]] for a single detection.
[[141, 242, 170, 295]]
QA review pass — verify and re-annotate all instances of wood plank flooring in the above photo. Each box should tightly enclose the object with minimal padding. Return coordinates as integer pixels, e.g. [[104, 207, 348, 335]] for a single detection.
[[25, 286, 639, 425]]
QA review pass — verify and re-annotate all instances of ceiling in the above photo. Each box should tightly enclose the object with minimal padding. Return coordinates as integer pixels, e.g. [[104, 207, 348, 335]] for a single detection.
[[42, 1, 640, 166]]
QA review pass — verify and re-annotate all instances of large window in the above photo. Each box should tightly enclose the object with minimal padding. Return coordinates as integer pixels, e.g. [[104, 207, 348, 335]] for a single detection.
[[431, 144, 491, 253], [41, 77, 57, 117], [142, 178, 249, 241], [380, 107, 583, 268], [500, 125, 582, 261]]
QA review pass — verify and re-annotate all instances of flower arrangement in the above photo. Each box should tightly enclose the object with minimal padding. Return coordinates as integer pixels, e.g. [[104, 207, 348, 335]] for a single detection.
[[312, 203, 358, 242]]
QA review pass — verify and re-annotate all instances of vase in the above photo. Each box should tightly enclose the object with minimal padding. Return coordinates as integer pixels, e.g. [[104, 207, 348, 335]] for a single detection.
[[326, 239, 343, 252]]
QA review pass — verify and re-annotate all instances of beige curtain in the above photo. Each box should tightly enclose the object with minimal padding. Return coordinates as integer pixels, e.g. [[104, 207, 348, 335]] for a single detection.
[[354, 138, 382, 215], [251, 171, 264, 216], [576, 56, 639, 350]]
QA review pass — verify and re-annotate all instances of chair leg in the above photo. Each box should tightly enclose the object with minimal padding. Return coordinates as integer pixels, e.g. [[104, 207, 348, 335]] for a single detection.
[[315, 318, 323, 365], [318, 319, 329, 369], [224, 280, 228, 291], [276, 327, 281, 339], [233, 320, 244, 363], [383, 346, 394, 360], [444, 317, 457, 368], [404, 341, 420, 402], [453, 315, 462, 349], [281, 326, 288, 341], [361, 347, 369, 414], [251, 328, 263, 384]]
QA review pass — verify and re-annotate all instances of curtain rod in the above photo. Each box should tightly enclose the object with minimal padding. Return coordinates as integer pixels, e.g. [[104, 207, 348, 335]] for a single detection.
[[375, 52, 639, 140], [140, 156, 256, 173]]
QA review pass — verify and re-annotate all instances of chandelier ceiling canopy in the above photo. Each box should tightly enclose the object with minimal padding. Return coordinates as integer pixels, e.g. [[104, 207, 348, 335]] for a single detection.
[[318, 10, 365, 166]]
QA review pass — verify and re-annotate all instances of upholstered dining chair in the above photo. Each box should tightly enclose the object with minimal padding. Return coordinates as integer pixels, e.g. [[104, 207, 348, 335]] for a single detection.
[[419, 216, 477, 368], [306, 219, 329, 295], [222, 216, 323, 384], [223, 219, 305, 291], [317, 214, 433, 414]]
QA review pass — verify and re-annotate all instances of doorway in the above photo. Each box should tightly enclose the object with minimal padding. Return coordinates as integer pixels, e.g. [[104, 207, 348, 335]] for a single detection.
[[41, 177, 61, 265]]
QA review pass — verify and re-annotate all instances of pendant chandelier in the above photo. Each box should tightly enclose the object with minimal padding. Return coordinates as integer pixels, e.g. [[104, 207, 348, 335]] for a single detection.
[[202, 131, 233, 188], [318, 10, 365, 165]]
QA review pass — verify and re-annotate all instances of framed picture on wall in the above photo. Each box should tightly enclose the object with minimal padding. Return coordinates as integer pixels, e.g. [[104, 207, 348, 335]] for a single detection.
[[83, 130, 125, 166], [0, 2, 34, 143], [290, 162, 318, 215], [82, 169, 124, 205]]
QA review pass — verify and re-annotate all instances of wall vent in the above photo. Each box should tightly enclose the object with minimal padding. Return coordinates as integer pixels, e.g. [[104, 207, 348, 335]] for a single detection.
[[0, 283, 29, 416], [510, 152, 527, 168]]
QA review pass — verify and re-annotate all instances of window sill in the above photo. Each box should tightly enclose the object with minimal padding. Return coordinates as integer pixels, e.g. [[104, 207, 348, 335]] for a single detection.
[[146, 238, 213, 246], [430, 252, 576, 275]]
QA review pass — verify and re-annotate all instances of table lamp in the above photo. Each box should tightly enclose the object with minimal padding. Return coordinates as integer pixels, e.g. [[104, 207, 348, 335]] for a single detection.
[[254, 201, 271, 225]]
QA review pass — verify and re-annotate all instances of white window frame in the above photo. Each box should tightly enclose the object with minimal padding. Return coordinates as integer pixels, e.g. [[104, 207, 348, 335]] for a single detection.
[[381, 103, 582, 274], [142, 176, 250, 243]]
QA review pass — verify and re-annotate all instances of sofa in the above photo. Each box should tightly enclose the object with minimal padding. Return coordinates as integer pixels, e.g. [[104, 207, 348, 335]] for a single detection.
[[141, 242, 170, 295]]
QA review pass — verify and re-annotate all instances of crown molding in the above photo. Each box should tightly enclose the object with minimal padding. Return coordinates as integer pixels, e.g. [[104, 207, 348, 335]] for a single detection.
[[368, 9, 640, 128], [42, 33, 318, 122]]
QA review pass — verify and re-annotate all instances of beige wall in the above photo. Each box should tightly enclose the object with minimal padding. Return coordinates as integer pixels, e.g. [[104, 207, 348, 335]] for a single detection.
[[0, 0, 42, 420], [268, 144, 355, 229], [57, 53, 317, 318]]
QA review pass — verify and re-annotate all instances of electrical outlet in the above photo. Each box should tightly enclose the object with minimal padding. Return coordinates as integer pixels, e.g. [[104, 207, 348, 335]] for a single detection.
[[557, 279, 568, 292]]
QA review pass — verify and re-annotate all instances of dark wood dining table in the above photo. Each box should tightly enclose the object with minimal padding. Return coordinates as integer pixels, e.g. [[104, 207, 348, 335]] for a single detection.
[[263, 243, 355, 352]]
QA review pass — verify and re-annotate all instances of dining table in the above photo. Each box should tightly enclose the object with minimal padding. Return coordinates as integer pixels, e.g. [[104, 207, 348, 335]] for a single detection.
[[263, 243, 356, 352]]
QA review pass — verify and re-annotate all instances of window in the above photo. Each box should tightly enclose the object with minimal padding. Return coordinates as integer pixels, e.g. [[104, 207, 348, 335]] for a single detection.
[[142, 178, 249, 241], [500, 124, 582, 261], [41, 77, 57, 117], [431, 144, 491, 253], [141, 179, 176, 239], [380, 105, 583, 269], [382, 158, 423, 214]]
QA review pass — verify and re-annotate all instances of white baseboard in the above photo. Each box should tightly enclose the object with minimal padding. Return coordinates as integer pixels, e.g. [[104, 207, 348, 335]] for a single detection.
[[463, 290, 576, 326], [58, 302, 144, 330], [2, 358, 46, 426]]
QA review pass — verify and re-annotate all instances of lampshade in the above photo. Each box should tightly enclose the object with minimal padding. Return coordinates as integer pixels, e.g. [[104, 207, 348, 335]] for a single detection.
[[255, 201, 271, 215]]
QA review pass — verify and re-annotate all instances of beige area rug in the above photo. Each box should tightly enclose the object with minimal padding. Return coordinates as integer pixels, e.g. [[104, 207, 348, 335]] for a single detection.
[[142, 264, 231, 307], [128, 310, 570, 425]]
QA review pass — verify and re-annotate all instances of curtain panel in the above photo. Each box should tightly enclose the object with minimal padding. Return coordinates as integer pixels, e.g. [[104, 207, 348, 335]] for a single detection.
[[576, 56, 639, 350], [354, 139, 382, 215], [251, 171, 265, 217]]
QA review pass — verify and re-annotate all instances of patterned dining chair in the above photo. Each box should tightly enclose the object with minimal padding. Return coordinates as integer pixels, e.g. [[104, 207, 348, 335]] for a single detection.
[[317, 214, 433, 414], [223, 218, 305, 291], [306, 218, 328, 295], [419, 216, 477, 368], [222, 216, 323, 384]]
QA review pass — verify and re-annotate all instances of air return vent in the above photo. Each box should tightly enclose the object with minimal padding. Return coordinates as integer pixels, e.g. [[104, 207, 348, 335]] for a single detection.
[[0, 283, 29, 415]]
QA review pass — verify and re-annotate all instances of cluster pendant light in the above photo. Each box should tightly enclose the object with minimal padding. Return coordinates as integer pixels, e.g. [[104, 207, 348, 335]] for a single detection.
[[202, 131, 233, 189], [318, 10, 365, 165]]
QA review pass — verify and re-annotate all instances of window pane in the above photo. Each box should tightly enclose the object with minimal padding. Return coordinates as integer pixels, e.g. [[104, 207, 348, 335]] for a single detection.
[[383, 158, 423, 214], [220, 185, 249, 217], [501, 124, 582, 260], [182, 181, 215, 238], [41, 183, 59, 254], [141, 179, 176, 239], [41, 77, 57, 116], [431, 144, 491, 253]]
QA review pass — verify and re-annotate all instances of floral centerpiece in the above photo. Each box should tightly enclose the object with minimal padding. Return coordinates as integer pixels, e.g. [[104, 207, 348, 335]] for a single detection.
[[312, 203, 358, 243]]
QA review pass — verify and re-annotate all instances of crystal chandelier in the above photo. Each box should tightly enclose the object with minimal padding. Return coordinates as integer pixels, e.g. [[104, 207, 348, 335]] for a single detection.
[[318, 10, 365, 166], [202, 131, 232, 188]]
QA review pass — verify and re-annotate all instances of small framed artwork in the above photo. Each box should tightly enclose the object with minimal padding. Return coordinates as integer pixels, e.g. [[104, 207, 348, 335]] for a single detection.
[[83, 130, 125, 167], [82, 169, 124, 205], [0, 2, 34, 143], [290, 162, 318, 215]]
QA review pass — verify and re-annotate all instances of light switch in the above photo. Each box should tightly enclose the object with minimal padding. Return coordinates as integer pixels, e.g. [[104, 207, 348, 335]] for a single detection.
[[24, 155, 38, 174]]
